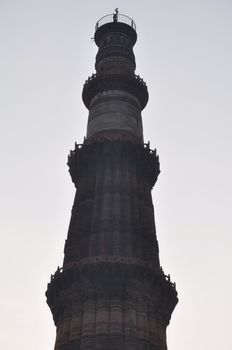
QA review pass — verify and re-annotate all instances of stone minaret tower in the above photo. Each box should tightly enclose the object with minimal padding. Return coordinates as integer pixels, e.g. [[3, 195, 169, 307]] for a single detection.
[[46, 12, 178, 350]]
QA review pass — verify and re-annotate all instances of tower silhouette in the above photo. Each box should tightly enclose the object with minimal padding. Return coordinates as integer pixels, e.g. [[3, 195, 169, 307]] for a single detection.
[[46, 12, 178, 350]]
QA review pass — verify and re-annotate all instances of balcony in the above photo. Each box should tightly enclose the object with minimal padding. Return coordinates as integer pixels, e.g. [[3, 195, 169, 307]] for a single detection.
[[96, 13, 136, 31], [82, 73, 148, 110]]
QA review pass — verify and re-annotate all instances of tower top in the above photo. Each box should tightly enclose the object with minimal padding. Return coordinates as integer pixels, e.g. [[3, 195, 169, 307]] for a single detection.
[[94, 12, 137, 46], [82, 11, 148, 142], [95, 11, 136, 31]]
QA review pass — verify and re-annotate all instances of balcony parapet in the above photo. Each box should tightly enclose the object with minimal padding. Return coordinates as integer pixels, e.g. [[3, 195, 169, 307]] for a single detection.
[[67, 140, 160, 189], [48, 263, 177, 293], [96, 13, 136, 32], [82, 73, 148, 110], [84, 73, 146, 87], [46, 262, 178, 325]]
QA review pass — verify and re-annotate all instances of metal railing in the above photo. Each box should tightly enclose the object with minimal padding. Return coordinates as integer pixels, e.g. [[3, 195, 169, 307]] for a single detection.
[[84, 73, 146, 86], [49, 264, 176, 291], [96, 13, 136, 31]]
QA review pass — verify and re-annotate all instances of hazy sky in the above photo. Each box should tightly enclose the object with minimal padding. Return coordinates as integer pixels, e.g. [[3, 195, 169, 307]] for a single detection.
[[0, 1, 231, 349]]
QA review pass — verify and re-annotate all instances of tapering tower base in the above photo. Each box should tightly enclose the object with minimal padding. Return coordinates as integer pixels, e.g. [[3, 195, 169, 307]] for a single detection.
[[46, 140, 178, 349]]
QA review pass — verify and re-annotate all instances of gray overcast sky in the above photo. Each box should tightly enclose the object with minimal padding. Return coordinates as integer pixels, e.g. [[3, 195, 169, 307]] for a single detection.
[[0, 0, 231, 349]]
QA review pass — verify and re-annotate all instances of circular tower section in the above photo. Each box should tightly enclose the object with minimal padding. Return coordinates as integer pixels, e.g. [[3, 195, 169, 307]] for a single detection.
[[82, 14, 148, 143]]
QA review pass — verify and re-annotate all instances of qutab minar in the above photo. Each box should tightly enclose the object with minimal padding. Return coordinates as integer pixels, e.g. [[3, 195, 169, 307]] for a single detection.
[[46, 10, 178, 350]]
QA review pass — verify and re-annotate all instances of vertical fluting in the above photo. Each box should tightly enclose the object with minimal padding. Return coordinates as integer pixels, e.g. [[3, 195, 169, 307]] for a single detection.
[[137, 298, 149, 350], [95, 295, 110, 349], [80, 298, 95, 348], [70, 303, 83, 343], [89, 159, 102, 257], [46, 12, 178, 350], [123, 298, 137, 349], [110, 296, 123, 349]]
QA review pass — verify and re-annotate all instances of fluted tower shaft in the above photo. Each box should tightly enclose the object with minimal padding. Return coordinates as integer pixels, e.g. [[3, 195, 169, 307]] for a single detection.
[[46, 12, 178, 350], [83, 17, 148, 143]]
